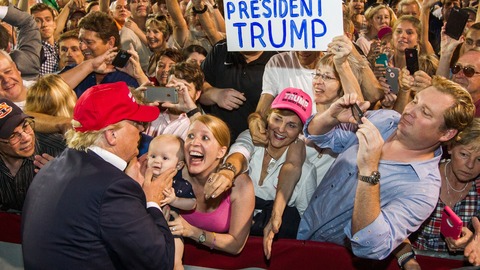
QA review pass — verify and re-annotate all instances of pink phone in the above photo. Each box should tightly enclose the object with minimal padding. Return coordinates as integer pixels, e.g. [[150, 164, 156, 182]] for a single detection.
[[441, 206, 463, 240]]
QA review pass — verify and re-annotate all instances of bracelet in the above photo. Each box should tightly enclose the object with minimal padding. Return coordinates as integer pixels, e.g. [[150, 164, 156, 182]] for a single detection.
[[192, 5, 208, 14], [218, 162, 237, 176], [397, 250, 416, 269], [210, 232, 216, 249], [186, 107, 200, 118]]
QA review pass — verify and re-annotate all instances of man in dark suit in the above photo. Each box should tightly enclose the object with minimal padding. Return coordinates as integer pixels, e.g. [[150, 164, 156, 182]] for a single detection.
[[21, 81, 176, 270]]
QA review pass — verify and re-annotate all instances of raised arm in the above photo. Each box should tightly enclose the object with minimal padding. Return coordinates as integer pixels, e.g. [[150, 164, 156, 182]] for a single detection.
[[55, 0, 86, 40], [420, 0, 436, 55], [60, 48, 117, 89], [349, 38, 384, 104], [166, 0, 189, 48], [3, 3, 42, 79], [328, 35, 364, 101], [192, 0, 224, 45], [436, 25, 463, 77], [27, 112, 72, 134]]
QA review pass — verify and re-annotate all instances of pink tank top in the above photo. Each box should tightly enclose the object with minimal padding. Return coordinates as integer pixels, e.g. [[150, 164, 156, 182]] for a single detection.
[[182, 192, 231, 233]]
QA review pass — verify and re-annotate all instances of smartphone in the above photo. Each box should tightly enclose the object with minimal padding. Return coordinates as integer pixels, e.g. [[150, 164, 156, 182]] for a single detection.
[[405, 48, 419, 75], [441, 206, 463, 240], [375, 53, 388, 67], [386, 67, 400, 94], [144, 86, 178, 103], [112, 50, 131, 68], [351, 103, 364, 125], [445, 7, 469, 40]]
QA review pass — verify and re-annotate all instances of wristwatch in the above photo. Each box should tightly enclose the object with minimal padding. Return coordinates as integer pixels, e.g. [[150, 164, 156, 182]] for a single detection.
[[358, 171, 381, 185], [198, 231, 206, 244]]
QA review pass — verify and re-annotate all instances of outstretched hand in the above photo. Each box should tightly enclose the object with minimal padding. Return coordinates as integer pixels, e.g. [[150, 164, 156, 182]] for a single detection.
[[263, 214, 282, 260], [465, 217, 480, 265]]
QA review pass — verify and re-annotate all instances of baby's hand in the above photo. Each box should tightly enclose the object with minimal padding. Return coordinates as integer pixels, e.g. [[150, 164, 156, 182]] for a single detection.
[[160, 187, 176, 206]]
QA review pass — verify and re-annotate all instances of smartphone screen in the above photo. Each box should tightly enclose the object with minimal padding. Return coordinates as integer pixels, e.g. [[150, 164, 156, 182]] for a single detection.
[[405, 48, 419, 75], [351, 103, 363, 125], [375, 53, 388, 67], [445, 7, 469, 40], [112, 50, 131, 68], [440, 206, 463, 240], [144, 87, 178, 103]]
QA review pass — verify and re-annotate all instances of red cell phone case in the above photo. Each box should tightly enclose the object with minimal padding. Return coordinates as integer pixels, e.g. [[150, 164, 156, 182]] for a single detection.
[[441, 206, 463, 240]]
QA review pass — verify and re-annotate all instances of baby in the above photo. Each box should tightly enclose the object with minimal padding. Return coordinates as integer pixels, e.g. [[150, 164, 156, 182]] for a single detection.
[[147, 134, 196, 270]]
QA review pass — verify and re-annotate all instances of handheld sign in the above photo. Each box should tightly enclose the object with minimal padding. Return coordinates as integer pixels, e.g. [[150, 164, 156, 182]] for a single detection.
[[224, 0, 344, 51]]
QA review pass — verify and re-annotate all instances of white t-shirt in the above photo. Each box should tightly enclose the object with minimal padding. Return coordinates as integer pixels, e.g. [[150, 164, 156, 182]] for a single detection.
[[262, 51, 317, 114]]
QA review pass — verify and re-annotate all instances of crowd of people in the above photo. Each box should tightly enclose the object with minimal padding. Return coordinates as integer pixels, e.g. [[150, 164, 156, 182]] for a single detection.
[[1, 0, 480, 269]]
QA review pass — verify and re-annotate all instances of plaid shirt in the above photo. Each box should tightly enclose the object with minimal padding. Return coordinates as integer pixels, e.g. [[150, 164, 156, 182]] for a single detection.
[[411, 178, 480, 252], [40, 41, 59, 75]]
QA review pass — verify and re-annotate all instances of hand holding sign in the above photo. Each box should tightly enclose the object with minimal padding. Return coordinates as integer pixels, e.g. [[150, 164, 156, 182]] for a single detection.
[[328, 35, 353, 66]]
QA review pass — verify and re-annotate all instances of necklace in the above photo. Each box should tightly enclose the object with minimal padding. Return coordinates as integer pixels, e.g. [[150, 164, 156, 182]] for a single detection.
[[444, 160, 468, 193]]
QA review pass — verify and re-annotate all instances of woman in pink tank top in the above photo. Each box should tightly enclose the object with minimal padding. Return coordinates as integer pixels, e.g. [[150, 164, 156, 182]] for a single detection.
[[167, 115, 255, 258]]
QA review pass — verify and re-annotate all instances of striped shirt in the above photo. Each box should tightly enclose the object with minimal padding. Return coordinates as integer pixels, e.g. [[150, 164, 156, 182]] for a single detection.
[[0, 133, 65, 212]]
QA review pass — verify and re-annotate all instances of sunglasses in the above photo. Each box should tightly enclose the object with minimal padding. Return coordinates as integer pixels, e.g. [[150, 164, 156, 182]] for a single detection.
[[452, 64, 480, 78]]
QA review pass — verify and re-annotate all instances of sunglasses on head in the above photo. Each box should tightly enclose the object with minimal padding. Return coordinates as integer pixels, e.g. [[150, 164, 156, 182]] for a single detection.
[[452, 64, 480, 78]]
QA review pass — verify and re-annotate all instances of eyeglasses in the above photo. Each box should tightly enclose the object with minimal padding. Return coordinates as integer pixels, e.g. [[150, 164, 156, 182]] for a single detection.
[[452, 64, 480, 78], [312, 72, 338, 82], [0, 118, 35, 145]]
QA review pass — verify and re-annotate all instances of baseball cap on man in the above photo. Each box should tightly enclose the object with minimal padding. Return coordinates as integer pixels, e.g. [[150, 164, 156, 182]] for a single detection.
[[271, 87, 312, 124], [73, 82, 160, 132], [0, 99, 32, 139]]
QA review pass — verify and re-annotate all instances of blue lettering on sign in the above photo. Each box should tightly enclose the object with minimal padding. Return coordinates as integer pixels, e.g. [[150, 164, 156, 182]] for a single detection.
[[291, 20, 307, 48], [233, 22, 247, 47], [262, 0, 272, 17], [311, 19, 327, 48], [250, 0, 260, 18], [268, 20, 286, 48], [239, 1, 249, 19], [279, 0, 288, 18], [251, 22, 266, 47], [227, 0, 330, 49], [290, 0, 299, 17], [301, 0, 313, 16], [226, 2, 235, 20]]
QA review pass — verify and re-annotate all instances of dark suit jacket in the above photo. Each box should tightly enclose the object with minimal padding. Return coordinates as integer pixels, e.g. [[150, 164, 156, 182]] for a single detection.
[[21, 148, 174, 270], [3, 5, 41, 80]]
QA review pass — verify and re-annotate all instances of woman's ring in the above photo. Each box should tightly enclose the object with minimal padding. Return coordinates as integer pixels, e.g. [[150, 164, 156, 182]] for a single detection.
[[172, 226, 176, 231]]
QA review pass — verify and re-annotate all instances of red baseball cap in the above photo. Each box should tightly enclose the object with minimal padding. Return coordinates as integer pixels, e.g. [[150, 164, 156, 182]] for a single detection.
[[73, 82, 160, 132], [271, 87, 312, 124]]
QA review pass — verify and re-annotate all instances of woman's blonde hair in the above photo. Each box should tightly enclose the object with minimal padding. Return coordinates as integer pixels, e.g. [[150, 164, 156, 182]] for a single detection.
[[25, 74, 77, 118], [146, 15, 173, 41], [192, 115, 231, 148], [365, 4, 396, 32]]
